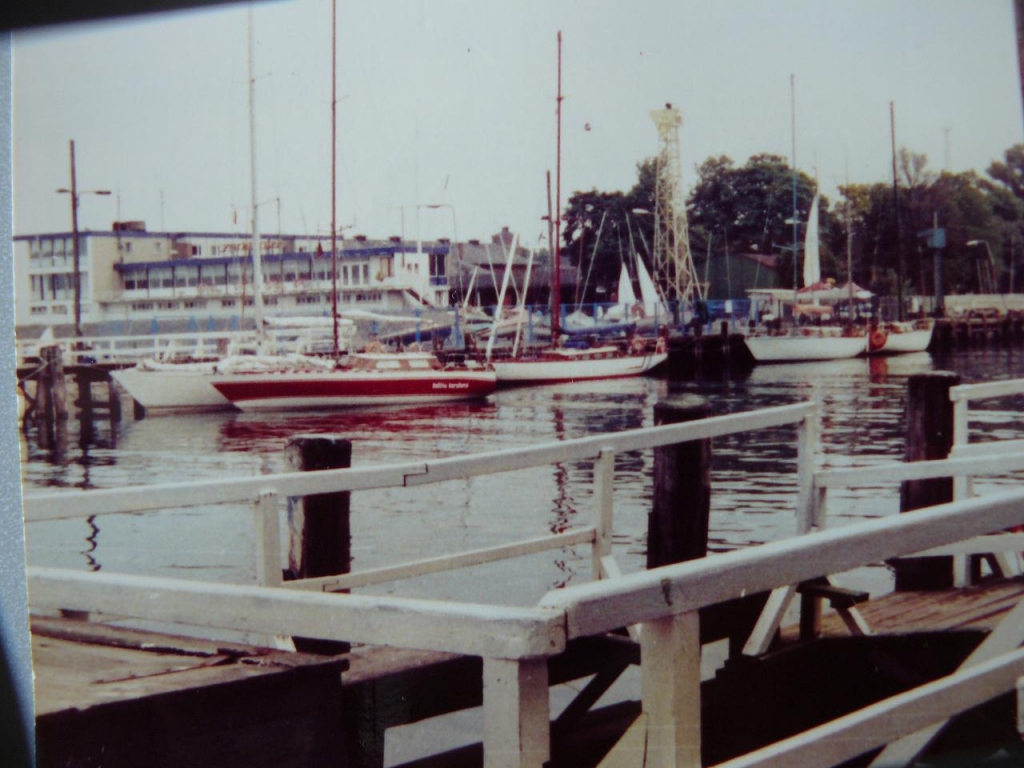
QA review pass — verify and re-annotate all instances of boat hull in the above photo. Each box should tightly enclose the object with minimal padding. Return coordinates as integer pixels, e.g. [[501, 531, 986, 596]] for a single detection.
[[744, 332, 866, 363], [111, 364, 232, 413], [491, 351, 668, 385], [869, 326, 934, 355], [211, 369, 497, 411]]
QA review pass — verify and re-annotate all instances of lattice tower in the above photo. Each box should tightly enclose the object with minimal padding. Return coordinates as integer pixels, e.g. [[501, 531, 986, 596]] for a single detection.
[[650, 104, 703, 302]]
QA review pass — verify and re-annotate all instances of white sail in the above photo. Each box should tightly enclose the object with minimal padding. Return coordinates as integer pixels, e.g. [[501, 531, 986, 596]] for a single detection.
[[636, 256, 669, 318], [618, 263, 637, 308], [802, 193, 821, 289]]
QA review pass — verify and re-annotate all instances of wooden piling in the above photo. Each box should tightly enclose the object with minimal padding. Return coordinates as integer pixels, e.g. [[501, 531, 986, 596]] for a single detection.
[[41, 345, 69, 422], [894, 371, 961, 590], [649, 396, 712, 567], [284, 435, 352, 654]]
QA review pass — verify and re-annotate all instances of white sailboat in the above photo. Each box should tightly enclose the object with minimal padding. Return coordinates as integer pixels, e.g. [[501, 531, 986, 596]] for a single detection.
[[744, 78, 866, 364], [116, 5, 497, 413], [113, 7, 278, 412], [488, 32, 666, 385]]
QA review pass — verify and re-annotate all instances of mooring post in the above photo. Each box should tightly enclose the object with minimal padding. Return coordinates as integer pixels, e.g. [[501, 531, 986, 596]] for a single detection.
[[284, 434, 352, 654], [649, 396, 712, 568], [894, 371, 961, 590], [42, 345, 69, 422]]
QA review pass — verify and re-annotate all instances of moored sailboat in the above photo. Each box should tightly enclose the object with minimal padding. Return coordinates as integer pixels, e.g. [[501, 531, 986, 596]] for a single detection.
[[210, 352, 495, 411], [744, 77, 867, 364], [488, 31, 667, 385]]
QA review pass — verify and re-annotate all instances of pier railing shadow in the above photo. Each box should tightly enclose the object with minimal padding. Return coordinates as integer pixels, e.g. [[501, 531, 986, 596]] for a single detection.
[[22, 384, 1024, 768]]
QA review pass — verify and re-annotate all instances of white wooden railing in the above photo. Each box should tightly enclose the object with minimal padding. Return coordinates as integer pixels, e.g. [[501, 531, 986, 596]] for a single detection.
[[23, 398, 1024, 768]]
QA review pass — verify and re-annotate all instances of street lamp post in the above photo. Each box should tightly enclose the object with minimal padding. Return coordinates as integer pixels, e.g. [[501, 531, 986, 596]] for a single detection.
[[57, 139, 111, 339]]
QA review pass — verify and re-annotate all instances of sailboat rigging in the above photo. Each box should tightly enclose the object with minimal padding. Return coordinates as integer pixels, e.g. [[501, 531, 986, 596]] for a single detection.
[[485, 31, 667, 385], [115, 3, 496, 412]]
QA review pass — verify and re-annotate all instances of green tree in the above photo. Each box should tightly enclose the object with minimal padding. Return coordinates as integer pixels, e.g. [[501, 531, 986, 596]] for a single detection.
[[984, 144, 1024, 291], [687, 153, 825, 290], [561, 158, 657, 302]]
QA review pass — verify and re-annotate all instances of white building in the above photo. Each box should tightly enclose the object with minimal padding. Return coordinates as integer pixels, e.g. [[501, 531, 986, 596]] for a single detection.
[[14, 222, 451, 337]]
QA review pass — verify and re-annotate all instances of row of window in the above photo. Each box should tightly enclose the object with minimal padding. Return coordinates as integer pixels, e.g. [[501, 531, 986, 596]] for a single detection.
[[29, 274, 88, 302]]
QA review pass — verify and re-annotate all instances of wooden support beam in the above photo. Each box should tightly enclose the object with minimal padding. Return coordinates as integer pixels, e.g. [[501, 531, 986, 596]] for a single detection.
[[640, 610, 701, 768], [743, 586, 795, 657], [482, 657, 550, 768]]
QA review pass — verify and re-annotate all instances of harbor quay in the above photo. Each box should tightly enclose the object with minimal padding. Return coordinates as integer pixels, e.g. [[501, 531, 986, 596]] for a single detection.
[[20, 372, 1024, 767]]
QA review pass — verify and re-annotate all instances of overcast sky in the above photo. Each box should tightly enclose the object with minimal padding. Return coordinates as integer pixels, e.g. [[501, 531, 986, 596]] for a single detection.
[[12, 0, 1024, 245]]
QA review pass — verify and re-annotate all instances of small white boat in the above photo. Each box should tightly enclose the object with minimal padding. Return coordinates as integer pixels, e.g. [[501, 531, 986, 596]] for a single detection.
[[744, 328, 867, 363], [490, 344, 667, 385], [210, 351, 496, 412], [866, 321, 934, 355]]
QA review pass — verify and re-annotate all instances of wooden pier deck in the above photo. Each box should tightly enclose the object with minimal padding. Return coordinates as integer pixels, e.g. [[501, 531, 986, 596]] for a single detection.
[[31, 574, 1024, 768]]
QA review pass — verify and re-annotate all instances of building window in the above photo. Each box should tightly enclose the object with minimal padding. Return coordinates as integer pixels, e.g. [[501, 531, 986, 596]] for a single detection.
[[221, 300, 236, 308]]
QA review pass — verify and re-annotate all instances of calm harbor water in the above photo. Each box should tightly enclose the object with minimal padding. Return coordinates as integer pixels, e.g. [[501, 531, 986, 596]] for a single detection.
[[19, 346, 1024, 608]]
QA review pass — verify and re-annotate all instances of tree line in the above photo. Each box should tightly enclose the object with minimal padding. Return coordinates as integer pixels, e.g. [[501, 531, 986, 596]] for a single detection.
[[560, 144, 1024, 301]]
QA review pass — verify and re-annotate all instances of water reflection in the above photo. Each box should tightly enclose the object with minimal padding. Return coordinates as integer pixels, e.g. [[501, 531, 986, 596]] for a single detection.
[[19, 348, 1024, 603]]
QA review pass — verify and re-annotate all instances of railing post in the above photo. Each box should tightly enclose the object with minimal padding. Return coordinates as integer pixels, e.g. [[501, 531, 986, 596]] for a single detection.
[[895, 371, 961, 590], [482, 657, 550, 768], [795, 409, 818, 535], [641, 610, 701, 768], [593, 447, 615, 580], [252, 491, 282, 588], [797, 408, 823, 637], [650, 396, 712, 567], [951, 389, 971, 501]]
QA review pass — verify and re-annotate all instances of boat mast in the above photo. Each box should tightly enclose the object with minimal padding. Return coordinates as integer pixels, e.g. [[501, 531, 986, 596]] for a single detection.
[[846, 162, 854, 319], [890, 101, 905, 322], [331, 0, 340, 357], [551, 30, 563, 342], [790, 74, 799, 299], [248, 5, 266, 350]]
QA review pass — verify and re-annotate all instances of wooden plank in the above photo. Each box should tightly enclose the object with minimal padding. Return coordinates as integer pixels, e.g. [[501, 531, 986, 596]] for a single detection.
[[541, 489, 1024, 639], [813, 453, 1024, 488], [287, 528, 596, 593], [29, 567, 566, 659], [405, 403, 815, 487], [949, 377, 1024, 403], [912, 532, 1024, 557], [810, 579, 1024, 638], [23, 462, 426, 521], [32, 618, 347, 768], [950, 438, 1024, 459]]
